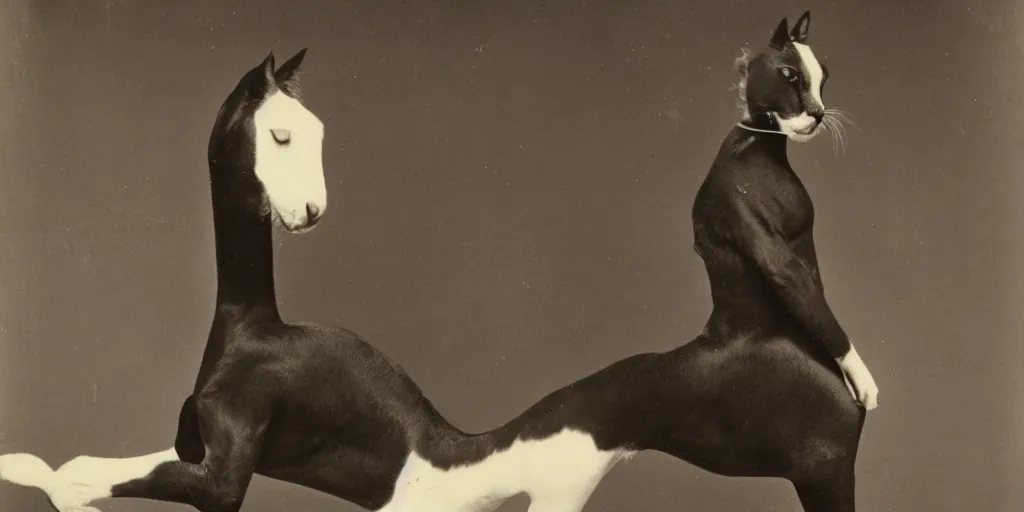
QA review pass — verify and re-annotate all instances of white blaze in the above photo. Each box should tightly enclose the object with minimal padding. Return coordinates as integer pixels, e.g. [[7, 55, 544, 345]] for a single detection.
[[253, 91, 327, 232], [792, 42, 825, 110]]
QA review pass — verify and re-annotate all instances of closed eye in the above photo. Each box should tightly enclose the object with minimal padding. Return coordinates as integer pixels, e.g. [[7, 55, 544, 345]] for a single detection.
[[270, 128, 291, 145]]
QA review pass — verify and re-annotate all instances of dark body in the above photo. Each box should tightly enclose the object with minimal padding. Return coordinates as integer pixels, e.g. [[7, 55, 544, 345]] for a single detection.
[[110, 53, 863, 512], [520, 125, 866, 509]]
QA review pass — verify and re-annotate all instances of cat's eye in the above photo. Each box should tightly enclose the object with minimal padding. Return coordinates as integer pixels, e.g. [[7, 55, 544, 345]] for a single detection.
[[780, 67, 800, 83], [270, 128, 291, 145]]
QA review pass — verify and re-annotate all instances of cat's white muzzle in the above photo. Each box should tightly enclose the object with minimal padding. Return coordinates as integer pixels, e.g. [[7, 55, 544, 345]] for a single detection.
[[774, 112, 822, 143]]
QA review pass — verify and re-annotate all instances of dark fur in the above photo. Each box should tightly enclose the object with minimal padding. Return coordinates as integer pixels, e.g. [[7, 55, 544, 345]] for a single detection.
[[742, 12, 829, 132], [109, 13, 863, 511]]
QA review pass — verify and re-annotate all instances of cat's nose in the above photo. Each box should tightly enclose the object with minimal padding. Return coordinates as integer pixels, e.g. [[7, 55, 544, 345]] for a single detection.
[[810, 111, 825, 124]]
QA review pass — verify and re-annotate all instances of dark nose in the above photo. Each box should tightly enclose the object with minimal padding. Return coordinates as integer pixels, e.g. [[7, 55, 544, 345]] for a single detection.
[[810, 111, 825, 124], [306, 202, 322, 224]]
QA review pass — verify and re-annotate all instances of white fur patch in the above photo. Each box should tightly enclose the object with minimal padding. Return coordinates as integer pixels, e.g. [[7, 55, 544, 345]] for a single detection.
[[792, 42, 824, 111], [772, 42, 826, 143], [1, 432, 633, 511], [773, 111, 821, 143], [253, 91, 327, 232], [838, 345, 879, 411], [0, 447, 179, 511], [380, 429, 634, 512]]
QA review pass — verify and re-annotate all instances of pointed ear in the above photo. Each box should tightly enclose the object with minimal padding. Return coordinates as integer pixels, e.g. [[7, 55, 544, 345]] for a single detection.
[[261, 52, 276, 84], [769, 17, 790, 50], [790, 11, 811, 43], [274, 48, 307, 97]]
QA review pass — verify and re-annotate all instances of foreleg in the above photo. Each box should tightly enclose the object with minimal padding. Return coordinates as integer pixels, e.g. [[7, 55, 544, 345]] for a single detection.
[[0, 395, 267, 512], [110, 394, 267, 512], [730, 198, 880, 410], [0, 447, 178, 512]]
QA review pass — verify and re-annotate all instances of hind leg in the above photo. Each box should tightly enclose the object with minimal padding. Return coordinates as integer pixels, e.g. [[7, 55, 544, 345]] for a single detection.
[[173, 394, 204, 463], [792, 463, 855, 512], [667, 337, 865, 511], [783, 392, 862, 512], [787, 421, 860, 512]]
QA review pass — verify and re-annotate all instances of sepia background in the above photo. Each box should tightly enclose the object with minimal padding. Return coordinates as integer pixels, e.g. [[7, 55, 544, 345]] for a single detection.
[[2, 0, 1021, 511]]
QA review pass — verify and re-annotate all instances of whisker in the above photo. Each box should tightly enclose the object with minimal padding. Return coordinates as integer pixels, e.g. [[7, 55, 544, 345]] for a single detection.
[[825, 108, 860, 131], [833, 114, 856, 133], [835, 120, 848, 154], [827, 117, 843, 155], [823, 117, 839, 154], [825, 109, 848, 122], [824, 115, 848, 154], [824, 111, 852, 154], [838, 118, 851, 152], [824, 117, 838, 155], [839, 119, 847, 153]]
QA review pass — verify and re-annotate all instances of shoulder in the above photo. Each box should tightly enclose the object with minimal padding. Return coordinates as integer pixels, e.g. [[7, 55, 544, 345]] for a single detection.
[[700, 163, 780, 218]]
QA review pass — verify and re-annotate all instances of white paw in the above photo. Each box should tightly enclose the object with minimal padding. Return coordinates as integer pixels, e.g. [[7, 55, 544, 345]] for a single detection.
[[0, 452, 56, 489], [0, 453, 103, 511], [839, 346, 879, 411], [848, 369, 879, 411], [48, 458, 111, 512], [48, 482, 107, 512]]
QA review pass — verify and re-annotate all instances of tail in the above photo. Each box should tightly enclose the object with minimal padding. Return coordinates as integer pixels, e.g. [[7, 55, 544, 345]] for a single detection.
[[0, 453, 56, 490]]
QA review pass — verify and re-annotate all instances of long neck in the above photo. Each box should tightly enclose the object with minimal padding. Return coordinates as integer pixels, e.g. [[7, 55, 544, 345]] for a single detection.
[[209, 170, 281, 322]]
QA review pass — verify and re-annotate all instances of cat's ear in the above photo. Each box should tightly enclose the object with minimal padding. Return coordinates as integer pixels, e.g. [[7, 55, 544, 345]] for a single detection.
[[274, 48, 307, 97], [769, 17, 790, 50], [261, 52, 276, 85], [790, 11, 811, 43]]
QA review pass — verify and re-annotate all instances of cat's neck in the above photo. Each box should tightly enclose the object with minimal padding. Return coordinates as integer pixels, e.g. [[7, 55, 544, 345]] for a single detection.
[[728, 119, 789, 161], [738, 109, 784, 132]]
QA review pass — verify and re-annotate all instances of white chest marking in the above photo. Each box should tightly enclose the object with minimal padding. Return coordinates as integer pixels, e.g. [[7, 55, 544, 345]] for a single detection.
[[379, 428, 634, 512], [792, 42, 824, 110]]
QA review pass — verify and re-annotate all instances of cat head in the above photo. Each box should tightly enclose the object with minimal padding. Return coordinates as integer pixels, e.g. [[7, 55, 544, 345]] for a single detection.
[[736, 12, 829, 143]]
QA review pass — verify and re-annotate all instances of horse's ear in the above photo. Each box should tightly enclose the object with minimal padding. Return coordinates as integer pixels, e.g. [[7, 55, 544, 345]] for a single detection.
[[240, 51, 278, 96], [274, 48, 307, 97], [769, 17, 790, 50], [790, 11, 811, 43]]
